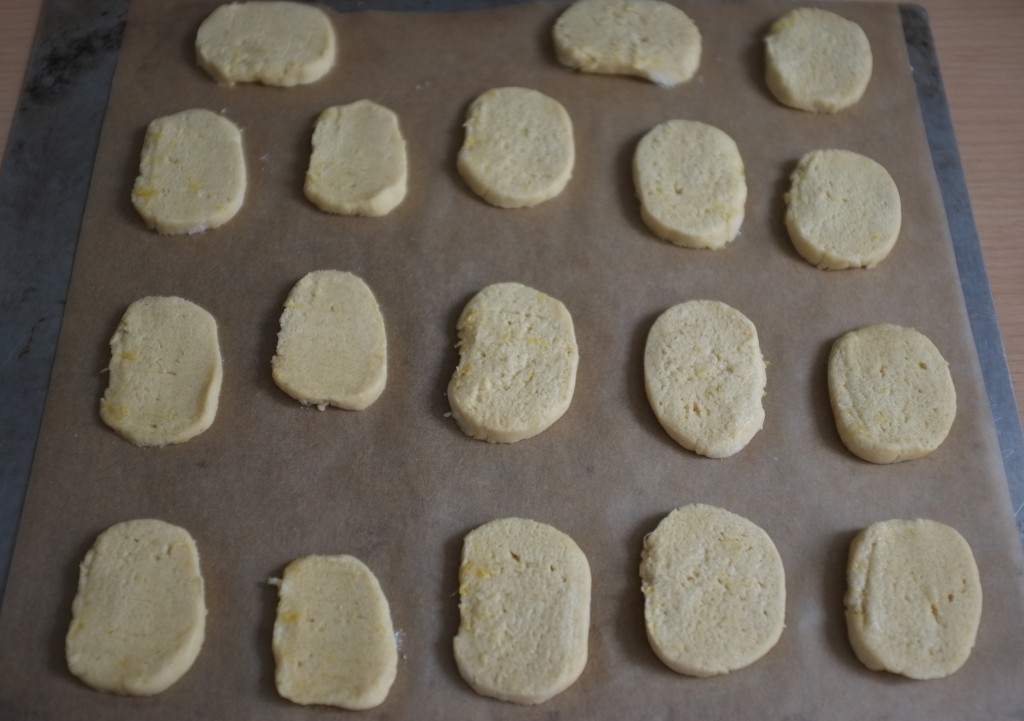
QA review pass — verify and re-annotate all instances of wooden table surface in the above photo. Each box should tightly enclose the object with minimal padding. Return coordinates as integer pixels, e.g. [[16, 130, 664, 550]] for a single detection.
[[2, 0, 1022, 436]]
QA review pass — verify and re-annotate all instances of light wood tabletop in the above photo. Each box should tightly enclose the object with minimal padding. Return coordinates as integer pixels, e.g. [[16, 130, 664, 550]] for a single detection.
[[2, 0, 1022, 435]]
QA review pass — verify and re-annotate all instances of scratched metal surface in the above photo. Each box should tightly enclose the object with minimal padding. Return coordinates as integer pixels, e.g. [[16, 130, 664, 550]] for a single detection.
[[0, 0, 1021, 607]]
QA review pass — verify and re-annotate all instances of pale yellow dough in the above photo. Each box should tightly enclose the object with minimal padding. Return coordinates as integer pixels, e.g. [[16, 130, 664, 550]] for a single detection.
[[272, 555, 398, 709], [845, 519, 982, 679], [765, 7, 872, 113], [196, 1, 336, 87], [457, 87, 575, 208], [633, 119, 747, 249], [454, 517, 591, 705], [553, 0, 701, 87], [100, 296, 222, 447], [131, 109, 246, 235], [785, 149, 901, 269], [644, 300, 766, 458], [448, 282, 579, 443], [305, 100, 408, 217], [640, 504, 786, 677], [272, 270, 387, 411], [66, 519, 206, 696], [828, 324, 956, 463]]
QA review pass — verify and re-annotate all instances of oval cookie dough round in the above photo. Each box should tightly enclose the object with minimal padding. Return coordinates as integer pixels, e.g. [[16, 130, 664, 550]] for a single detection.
[[304, 100, 408, 217], [553, 0, 701, 87], [196, 1, 336, 87], [845, 519, 982, 679], [765, 7, 872, 113], [457, 87, 575, 208], [633, 119, 747, 249], [454, 517, 591, 705], [131, 109, 247, 235], [65, 519, 206, 696], [828, 324, 956, 463], [448, 282, 579, 443], [644, 300, 766, 458], [785, 149, 901, 269], [100, 296, 223, 447], [272, 555, 398, 709], [272, 270, 387, 411], [640, 504, 786, 677]]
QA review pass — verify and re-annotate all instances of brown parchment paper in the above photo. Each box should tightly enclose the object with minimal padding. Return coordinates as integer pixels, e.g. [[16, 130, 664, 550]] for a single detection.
[[2, 1, 1024, 718]]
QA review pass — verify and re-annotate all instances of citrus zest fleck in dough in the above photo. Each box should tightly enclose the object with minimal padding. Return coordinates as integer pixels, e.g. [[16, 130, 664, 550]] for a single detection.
[[553, 0, 701, 87], [845, 519, 982, 679], [633, 119, 747, 249], [785, 149, 901, 269], [765, 7, 872, 113], [66, 519, 206, 696], [644, 300, 766, 457], [100, 296, 223, 447], [454, 517, 591, 704], [457, 87, 575, 208], [196, 1, 336, 87], [272, 555, 398, 709], [272, 270, 387, 411], [131, 109, 247, 235], [640, 504, 786, 677], [828, 324, 956, 463], [447, 282, 579, 443], [304, 100, 408, 217]]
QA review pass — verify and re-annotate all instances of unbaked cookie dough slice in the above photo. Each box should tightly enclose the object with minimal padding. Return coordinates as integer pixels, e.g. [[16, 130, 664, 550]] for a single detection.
[[66, 519, 206, 696], [100, 296, 222, 447], [641, 504, 786, 677], [553, 0, 701, 87], [644, 300, 766, 458], [765, 7, 872, 113], [785, 149, 901, 269], [846, 519, 982, 679], [305, 100, 408, 217], [447, 282, 578, 443], [454, 517, 591, 705], [132, 109, 246, 235], [457, 87, 575, 208], [272, 270, 387, 411], [633, 120, 746, 249], [828, 324, 956, 463], [272, 555, 397, 709], [196, 1, 336, 86]]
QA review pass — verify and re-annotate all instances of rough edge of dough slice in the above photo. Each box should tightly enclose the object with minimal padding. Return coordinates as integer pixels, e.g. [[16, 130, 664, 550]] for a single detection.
[[271, 554, 398, 709], [552, 0, 702, 87], [304, 100, 408, 217], [195, 1, 337, 87], [454, 517, 591, 704], [65, 519, 206, 696]]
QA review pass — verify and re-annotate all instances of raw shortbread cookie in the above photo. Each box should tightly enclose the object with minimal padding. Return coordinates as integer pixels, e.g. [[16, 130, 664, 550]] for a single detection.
[[640, 504, 786, 677], [272, 555, 397, 709], [196, 1, 336, 86], [272, 270, 387, 411], [457, 87, 575, 208], [785, 149, 901, 269], [305, 100, 408, 217], [131, 109, 246, 235], [100, 296, 222, 446], [829, 324, 956, 463], [765, 7, 872, 113], [845, 519, 982, 679], [66, 519, 206, 696], [634, 120, 747, 249], [644, 300, 766, 458], [454, 517, 591, 704], [447, 282, 579, 443], [552, 0, 701, 87]]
